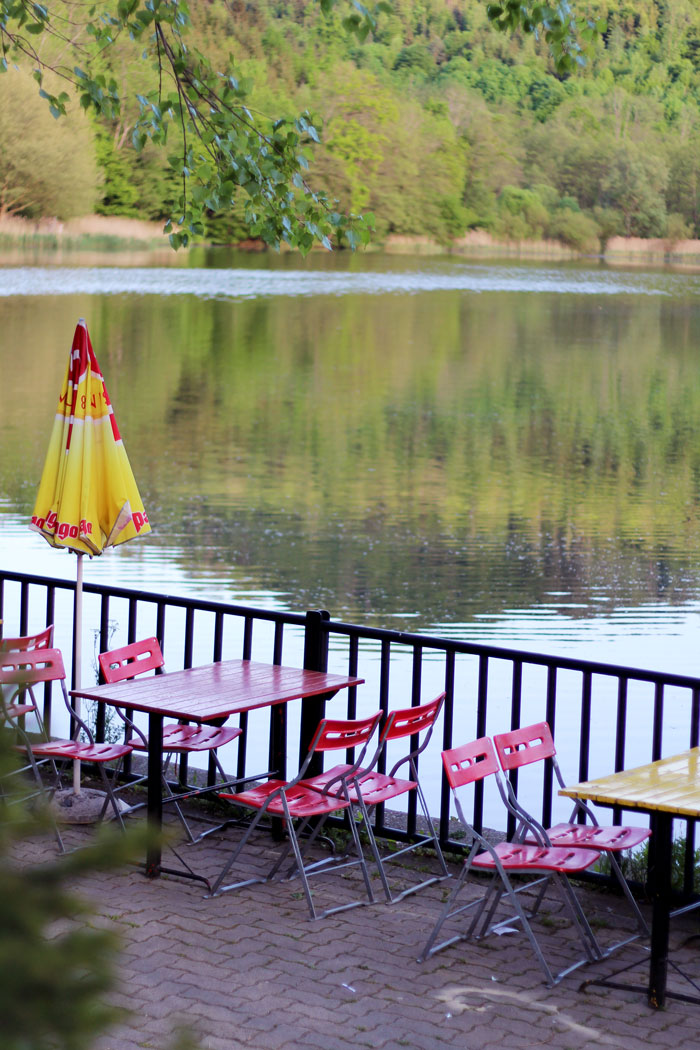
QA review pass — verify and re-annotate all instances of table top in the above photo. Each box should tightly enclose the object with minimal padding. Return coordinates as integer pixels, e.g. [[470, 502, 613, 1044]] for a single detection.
[[560, 747, 700, 819], [71, 659, 364, 722]]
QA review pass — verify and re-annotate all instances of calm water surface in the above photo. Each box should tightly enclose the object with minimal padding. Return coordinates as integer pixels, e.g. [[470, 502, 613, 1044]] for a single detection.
[[2, 250, 700, 680]]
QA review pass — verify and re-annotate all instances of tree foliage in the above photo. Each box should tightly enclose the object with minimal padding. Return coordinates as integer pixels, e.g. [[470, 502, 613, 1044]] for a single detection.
[[5, 2, 700, 249], [0, 68, 98, 219], [485, 0, 606, 74], [0, 0, 601, 251], [0, 0, 394, 250]]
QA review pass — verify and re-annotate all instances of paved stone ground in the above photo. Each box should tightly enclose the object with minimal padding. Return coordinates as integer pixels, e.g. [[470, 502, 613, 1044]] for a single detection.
[[19, 808, 700, 1050]]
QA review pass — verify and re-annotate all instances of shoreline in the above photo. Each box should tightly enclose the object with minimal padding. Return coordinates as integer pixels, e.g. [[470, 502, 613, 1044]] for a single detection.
[[2, 215, 700, 269]]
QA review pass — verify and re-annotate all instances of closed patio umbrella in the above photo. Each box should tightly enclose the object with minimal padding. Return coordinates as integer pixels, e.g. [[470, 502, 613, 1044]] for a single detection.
[[30, 318, 151, 793]]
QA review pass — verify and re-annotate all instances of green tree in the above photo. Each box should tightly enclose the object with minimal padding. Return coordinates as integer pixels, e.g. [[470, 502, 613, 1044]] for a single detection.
[[393, 42, 435, 75], [666, 131, 700, 236], [94, 125, 141, 217], [547, 206, 599, 249], [600, 141, 668, 236], [445, 86, 523, 228], [495, 185, 549, 239], [0, 68, 97, 219]]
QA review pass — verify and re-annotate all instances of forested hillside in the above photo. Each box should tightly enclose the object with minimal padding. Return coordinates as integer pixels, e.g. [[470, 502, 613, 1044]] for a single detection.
[[2, 0, 699, 249]]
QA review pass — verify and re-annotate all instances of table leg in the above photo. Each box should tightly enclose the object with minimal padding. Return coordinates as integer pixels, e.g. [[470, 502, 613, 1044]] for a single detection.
[[145, 712, 163, 878], [648, 811, 672, 1008]]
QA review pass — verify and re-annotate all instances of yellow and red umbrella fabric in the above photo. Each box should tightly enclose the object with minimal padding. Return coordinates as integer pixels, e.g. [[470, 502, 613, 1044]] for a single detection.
[[30, 318, 151, 554]]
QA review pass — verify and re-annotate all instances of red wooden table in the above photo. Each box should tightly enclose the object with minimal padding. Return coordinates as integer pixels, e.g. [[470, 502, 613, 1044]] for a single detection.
[[71, 659, 364, 877]]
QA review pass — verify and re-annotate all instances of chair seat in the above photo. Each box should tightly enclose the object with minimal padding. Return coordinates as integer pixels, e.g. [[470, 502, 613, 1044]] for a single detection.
[[220, 778, 352, 818], [304, 763, 417, 805], [472, 842, 602, 874], [526, 822, 651, 852], [31, 739, 133, 764], [128, 723, 241, 753]]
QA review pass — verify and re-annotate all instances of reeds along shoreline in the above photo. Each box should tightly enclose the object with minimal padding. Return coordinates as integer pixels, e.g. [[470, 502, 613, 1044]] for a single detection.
[[2, 214, 700, 266]]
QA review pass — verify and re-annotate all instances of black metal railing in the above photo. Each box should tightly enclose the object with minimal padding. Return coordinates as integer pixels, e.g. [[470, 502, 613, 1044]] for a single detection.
[[2, 569, 699, 898]]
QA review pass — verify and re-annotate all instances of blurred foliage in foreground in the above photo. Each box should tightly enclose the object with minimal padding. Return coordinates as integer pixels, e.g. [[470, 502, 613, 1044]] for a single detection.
[[0, 732, 194, 1049]]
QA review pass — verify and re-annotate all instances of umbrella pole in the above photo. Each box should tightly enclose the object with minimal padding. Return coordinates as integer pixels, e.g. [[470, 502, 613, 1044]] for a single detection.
[[72, 551, 83, 795]]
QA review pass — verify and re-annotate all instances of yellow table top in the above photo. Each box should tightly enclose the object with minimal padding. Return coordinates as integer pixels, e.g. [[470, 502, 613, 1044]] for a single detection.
[[560, 747, 700, 819]]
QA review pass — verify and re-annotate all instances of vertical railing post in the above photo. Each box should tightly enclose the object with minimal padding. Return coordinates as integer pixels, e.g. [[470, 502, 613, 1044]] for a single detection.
[[684, 686, 700, 895], [120, 596, 139, 778], [542, 664, 557, 829], [208, 612, 226, 785], [439, 649, 456, 848], [373, 638, 392, 834], [506, 660, 523, 840], [94, 595, 111, 742], [406, 645, 423, 837], [299, 609, 330, 772], [474, 655, 489, 834], [268, 621, 287, 785], [179, 607, 196, 787], [43, 586, 56, 734], [613, 676, 629, 825]]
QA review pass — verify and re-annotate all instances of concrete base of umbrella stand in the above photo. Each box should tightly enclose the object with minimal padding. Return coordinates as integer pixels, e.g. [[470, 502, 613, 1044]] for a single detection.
[[51, 787, 130, 824]]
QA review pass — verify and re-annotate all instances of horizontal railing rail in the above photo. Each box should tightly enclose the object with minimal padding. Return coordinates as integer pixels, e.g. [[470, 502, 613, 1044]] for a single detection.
[[2, 569, 699, 899]]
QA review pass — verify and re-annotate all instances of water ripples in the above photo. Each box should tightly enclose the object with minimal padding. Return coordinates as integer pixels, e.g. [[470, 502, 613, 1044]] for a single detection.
[[1, 263, 697, 300]]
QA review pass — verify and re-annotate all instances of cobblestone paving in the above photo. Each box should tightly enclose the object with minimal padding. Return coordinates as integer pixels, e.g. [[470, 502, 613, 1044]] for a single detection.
[[23, 812, 700, 1050]]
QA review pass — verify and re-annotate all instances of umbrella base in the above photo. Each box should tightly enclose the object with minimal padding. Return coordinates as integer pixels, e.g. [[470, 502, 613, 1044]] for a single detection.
[[51, 787, 129, 824]]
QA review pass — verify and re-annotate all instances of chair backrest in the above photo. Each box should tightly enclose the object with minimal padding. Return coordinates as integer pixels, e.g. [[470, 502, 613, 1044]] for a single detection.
[[299, 711, 382, 790], [442, 737, 500, 789], [444, 736, 553, 849], [380, 691, 446, 744], [99, 637, 164, 683], [308, 712, 382, 754], [0, 647, 67, 686], [0, 625, 54, 653], [492, 721, 555, 772]]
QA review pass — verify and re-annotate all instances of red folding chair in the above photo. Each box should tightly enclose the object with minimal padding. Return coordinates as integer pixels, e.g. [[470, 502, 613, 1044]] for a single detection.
[[304, 692, 450, 902], [98, 638, 243, 842], [492, 721, 650, 944], [0, 625, 55, 736], [0, 625, 54, 652], [0, 636, 64, 849], [419, 737, 603, 987], [209, 711, 382, 920], [0, 648, 133, 841]]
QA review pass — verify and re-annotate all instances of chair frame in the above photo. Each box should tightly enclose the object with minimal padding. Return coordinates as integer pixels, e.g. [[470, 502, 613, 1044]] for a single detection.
[[492, 721, 650, 945], [304, 692, 450, 902], [419, 737, 604, 987], [98, 638, 244, 843], [0, 648, 133, 842], [209, 711, 383, 920]]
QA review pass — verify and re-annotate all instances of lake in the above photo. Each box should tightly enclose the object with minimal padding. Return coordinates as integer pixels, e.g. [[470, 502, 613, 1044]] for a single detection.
[[2, 249, 700, 680]]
